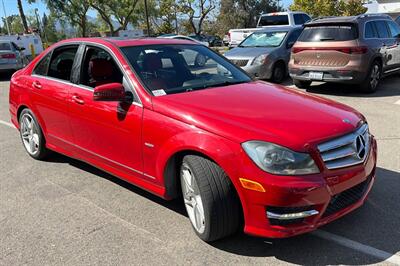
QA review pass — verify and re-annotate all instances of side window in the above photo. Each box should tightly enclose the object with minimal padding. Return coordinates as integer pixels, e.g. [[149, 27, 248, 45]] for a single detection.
[[48, 46, 78, 81], [33, 52, 52, 76], [375, 21, 390, 38], [302, 14, 311, 23], [365, 22, 378, 38], [387, 20, 400, 38], [294, 14, 304, 25], [80, 47, 123, 88]]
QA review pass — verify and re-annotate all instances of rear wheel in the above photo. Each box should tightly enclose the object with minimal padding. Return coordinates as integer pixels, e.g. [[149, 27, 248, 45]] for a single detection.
[[293, 79, 312, 89], [180, 155, 241, 242], [19, 109, 49, 160], [271, 61, 286, 84], [360, 61, 381, 93]]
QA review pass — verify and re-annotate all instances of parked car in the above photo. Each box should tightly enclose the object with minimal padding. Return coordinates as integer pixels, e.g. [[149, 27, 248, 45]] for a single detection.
[[396, 16, 400, 25], [228, 11, 311, 47], [189, 34, 223, 47], [0, 40, 28, 73], [0, 34, 43, 60], [223, 26, 303, 83], [10, 37, 377, 242], [157, 34, 209, 46], [289, 14, 400, 93]]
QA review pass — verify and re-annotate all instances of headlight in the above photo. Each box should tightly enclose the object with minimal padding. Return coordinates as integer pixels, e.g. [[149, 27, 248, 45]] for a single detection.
[[252, 54, 268, 65], [242, 141, 320, 175]]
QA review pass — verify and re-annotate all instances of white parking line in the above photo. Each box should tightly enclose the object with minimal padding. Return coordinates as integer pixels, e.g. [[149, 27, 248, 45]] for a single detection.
[[314, 230, 400, 265], [0, 120, 15, 128]]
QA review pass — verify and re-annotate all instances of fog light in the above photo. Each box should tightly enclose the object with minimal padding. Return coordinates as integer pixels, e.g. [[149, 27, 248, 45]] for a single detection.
[[239, 178, 265, 192], [267, 210, 319, 220]]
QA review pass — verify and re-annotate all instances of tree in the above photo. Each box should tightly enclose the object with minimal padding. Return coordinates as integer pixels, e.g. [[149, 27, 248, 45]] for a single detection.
[[45, 0, 91, 37], [2, 15, 24, 34], [17, 0, 29, 33], [290, 0, 367, 18], [154, 0, 179, 35], [89, 0, 140, 36], [178, 0, 217, 35]]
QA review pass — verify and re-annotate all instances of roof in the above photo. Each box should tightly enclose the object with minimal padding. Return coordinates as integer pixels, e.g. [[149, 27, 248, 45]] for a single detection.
[[306, 13, 392, 25], [57, 37, 198, 47], [256, 26, 303, 33]]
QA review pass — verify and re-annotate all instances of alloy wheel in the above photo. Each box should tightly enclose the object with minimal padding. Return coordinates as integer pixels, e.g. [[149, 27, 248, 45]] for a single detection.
[[370, 64, 380, 90], [180, 164, 206, 234], [20, 113, 40, 156]]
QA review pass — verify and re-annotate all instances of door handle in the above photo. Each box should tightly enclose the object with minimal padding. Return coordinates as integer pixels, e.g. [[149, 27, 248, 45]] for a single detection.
[[72, 95, 85, 105], [32, 80, 42, 89]]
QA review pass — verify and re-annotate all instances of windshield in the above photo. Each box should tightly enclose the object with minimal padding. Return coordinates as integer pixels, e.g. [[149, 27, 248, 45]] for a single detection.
[[0, 42, 11, 50], [239, 31, 287, 47], [298, 25, 358, 42], [258, 15, 289, 26], [121, 44, 251, 96]]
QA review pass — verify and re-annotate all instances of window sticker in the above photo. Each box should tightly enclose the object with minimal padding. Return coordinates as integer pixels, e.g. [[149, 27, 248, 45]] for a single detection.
[[152, 89, 167, 96]]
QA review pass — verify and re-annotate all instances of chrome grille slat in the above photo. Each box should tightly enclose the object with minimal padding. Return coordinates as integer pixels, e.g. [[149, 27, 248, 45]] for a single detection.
[[318, 124, 370, 170]]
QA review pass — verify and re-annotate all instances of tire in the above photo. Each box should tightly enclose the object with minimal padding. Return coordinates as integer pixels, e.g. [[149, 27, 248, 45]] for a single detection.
[[271, 61, 286, 83], [19, 109, 50, 160], [180, 155, 241, 242], [194, 54, 207, 67], [360, 60, 381, 93], [293, 79, 312, 89]]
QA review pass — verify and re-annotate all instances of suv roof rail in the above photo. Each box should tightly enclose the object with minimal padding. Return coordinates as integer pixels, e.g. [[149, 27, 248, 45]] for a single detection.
[[357, 13, 392, 19], [310, 16, 338, 22]]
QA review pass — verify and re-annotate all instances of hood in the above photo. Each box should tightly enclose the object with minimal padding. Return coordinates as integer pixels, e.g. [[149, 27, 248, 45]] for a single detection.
[[224, 47, 278, 59], [152, 81, 364, 152]]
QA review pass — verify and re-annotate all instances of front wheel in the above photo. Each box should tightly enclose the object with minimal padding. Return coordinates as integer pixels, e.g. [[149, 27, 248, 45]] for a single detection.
[[271, 62, 286, 83], [19, 109, 50, 160], [180, 155, 241, 242], [293, 79, 312, 89], [360, 61, 381, 93]]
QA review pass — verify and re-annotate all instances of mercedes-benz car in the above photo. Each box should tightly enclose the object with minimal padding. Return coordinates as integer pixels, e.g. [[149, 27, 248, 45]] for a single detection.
[[9, 37, 377, 242]]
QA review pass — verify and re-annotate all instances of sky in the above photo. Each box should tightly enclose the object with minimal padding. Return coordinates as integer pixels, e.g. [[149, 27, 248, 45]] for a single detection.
[[1, 0, 294, 26]]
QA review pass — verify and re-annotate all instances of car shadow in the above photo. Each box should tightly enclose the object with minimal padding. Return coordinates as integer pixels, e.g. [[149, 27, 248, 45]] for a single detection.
[[46, 153, 399, 264], [0, 71, 12, 82]]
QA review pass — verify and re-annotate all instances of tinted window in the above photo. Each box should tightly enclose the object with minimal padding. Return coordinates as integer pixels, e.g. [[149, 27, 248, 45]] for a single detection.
[[302, 14, 311, 23], [294, 14, 304, 25], [396, 16, 400, 25], [375, 21, 390, 38], [258, 15, 289, 26], [80, 47, 123, 88], [387, 20, 400, 38], [121, 44, 250, 96], [33, 52, 51, 76], [0, 42, 11, 50], [48, 46, 78, 81], [365, 22, 378, 38], [298, 25, 358, 42], [287, 29, 303, 45]]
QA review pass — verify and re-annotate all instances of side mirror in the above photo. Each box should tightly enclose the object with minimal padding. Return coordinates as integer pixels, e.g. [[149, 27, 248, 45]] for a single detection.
[[287, 41, 295, 49], [93, 83, 126, 102]]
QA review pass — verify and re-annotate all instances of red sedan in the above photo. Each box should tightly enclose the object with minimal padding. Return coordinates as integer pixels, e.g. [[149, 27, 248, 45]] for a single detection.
[[9, 38, 377, 242]]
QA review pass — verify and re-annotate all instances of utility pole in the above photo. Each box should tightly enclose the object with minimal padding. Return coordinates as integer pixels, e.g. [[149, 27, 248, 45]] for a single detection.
[[2, 0, 10, 35], [144, 0, 151, 36]]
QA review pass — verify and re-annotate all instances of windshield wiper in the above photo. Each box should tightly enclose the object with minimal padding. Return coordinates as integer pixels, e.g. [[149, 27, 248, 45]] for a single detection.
[[187, 80, 248, 91]]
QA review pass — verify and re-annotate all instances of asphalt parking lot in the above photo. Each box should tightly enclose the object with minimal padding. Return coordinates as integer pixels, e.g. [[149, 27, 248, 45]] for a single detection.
[[0, 73, 399, 265]]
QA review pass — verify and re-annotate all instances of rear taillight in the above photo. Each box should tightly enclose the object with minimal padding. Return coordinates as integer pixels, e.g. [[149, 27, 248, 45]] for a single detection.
[[1, 53, 16, 59], [292, 46, 368, 54], [227, 32, 231, 41]]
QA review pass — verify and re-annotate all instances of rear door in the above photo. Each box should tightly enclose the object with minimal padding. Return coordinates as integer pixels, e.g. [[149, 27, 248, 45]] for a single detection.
[[374, 20, 396, 71], [30, 45, 78, 151]]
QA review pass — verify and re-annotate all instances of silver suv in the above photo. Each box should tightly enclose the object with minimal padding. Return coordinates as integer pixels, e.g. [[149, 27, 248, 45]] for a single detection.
[[289, 14, 400, 93]]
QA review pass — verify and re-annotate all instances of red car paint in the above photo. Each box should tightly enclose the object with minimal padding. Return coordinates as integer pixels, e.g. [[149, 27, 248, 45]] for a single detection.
[[9, 38, 377, 238]]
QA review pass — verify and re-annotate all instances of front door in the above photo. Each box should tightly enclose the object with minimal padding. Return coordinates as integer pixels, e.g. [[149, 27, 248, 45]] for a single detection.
[[68, 45, 144, 180]]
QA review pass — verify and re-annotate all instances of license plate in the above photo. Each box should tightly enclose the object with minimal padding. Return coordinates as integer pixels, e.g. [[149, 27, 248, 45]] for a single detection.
[[309, 72, 323, 80]]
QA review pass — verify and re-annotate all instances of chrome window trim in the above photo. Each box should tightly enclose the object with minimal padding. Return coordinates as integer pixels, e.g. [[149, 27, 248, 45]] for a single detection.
[[31, 41, 143, 107]]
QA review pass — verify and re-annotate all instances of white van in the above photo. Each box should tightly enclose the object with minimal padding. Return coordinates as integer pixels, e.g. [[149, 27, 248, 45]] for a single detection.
[[0, 34, 44, 60]]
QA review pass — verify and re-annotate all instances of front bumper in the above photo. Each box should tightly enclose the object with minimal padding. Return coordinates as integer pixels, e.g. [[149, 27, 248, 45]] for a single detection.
[[236, 137, 377, 238], [241, 63, 274, 80]]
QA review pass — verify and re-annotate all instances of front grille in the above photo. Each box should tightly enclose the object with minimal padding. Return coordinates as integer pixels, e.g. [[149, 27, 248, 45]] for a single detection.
[[230, 59, 249, 67], [322, 175, 372, 218], [318, 123, 370, 170]]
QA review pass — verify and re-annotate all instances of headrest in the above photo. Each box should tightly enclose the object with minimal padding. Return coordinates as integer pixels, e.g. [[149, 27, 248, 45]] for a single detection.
[[143, 53, 162, 72], [57, 59, 73, 72], [89, 58, 113, 79]]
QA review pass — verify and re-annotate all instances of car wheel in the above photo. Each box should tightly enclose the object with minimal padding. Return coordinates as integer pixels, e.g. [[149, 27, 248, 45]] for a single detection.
[[293, 79, 312, 89], [19, 109, 50, 160], [194, 54, 207, 67], [361, 61, 381, 93], [271, 62, 286, 83], [180, 155, 241, 242]]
